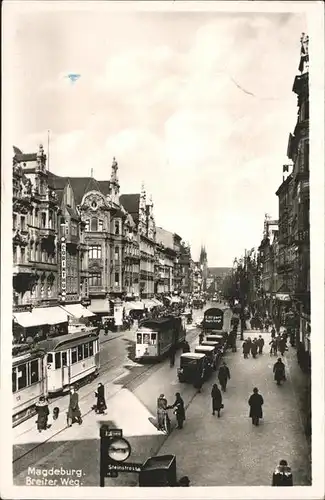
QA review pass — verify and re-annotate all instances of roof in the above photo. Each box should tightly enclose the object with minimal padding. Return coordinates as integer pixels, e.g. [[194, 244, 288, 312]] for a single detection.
[[68, 177, 102, 205], [98, 180, 111, 195], [194, 345, 215, 352], [47, 172, 68, 190], [14, 152, 37, 163], [119, 194, 140, 223], [180, 352, 205, 359], [37, 328, 98, 352]]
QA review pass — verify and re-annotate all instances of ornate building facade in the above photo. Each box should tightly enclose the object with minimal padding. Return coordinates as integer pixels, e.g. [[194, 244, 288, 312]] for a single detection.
[[155, 227, 177, 294]]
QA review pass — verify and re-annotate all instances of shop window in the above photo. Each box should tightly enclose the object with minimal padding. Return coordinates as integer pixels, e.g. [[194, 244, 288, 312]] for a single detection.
[[89, 342, 94, 356], [30, 360, 39, 384], [55, 353, 61, 369], [12, 369, 17, 393], [71, 349, 77, 364], [84, 343, 89, 358], [17, 364, 27, 390], [91, 217, 98, 232], [77, 345, 83, 361]]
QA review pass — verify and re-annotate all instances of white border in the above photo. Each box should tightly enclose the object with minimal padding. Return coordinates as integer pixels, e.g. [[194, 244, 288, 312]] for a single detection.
[[1, 1, 324, 499]]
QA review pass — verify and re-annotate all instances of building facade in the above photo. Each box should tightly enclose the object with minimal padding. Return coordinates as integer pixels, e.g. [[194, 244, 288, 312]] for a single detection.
[[155, 227, 177, 294]]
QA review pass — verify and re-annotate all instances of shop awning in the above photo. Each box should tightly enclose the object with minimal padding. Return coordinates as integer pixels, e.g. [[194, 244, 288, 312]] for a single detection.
[[143, 299, 157, 309], [60, 303, 95, 318], [124, 301, 145, 311], [13, 306, 69, 328], [89, 299, 111, 314]]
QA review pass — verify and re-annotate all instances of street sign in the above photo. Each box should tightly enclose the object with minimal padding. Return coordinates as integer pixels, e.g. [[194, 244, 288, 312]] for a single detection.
[[107, 463, 142, 473]]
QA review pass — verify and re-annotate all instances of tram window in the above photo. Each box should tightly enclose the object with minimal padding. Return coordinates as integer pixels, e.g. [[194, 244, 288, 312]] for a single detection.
[[47, 353, 53, 363], [12, 369, 17, 393], [77, 345, 83, 361], [30, 360, 39, 384], [71, 348, 77, 364], [151, 333, 157, 345], [89, 342, 94, 356], [143, 333, 150, 344], [137, 334, 142, 344], [17, 364, 27, 390], [84, 343, 89, 358], [62, 352, 67, 366], [55, 353, 61, 369]]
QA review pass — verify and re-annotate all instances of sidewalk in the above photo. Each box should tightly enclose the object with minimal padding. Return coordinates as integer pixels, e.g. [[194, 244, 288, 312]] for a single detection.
[[157, 326, 311, 486]]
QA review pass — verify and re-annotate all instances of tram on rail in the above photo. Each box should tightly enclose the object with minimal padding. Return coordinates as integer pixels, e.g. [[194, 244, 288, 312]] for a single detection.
[[12, 327, 99, 427], [135, 316, 186, 361]]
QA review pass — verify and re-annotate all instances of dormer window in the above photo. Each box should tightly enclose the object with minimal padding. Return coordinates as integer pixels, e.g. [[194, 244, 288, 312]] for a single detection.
[[91, 217, 98, 232]]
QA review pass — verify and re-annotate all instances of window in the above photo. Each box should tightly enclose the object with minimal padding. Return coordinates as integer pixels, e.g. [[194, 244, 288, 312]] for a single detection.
[[89, 245, 101, 260], [47, 353, 53, 363], [48, 285, 52, 298], [13, 214, 17, 229], [89, 273, 102, 287], [71, 223, 77, 236], [20, 216, 26, 231], [77, 345, 83, 361], [143, 334, 150, 344], [55, 352, 61, 369], [62, 352, 67, 366], [71, 349, 77, 364], [30, 360, 39, 384], [115, 247, 119, 261], [98, 220, 103, 232], [115, 221, 120, 235], [12, 369, 17, 392], [115, 272, 119, 285], [84, 343, 89, 358], [17, 364, 27, 390], [151, 333, 157, 345], [21, 247, 25, 264], [13, 246, 17, 264], [85, 220, 90, 232], [137, 334, 142, 344], [41, 213, 46, 228], [91, 217, 98, 232], [89, 341, 94, 356]]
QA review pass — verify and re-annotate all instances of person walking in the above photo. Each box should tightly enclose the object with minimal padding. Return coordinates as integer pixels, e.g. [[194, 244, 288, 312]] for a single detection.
[[67, 386, 82, 427], [272, 460, 293, 486], [248, 387, 264, 426], [273, 358, 286, 385], [168, 392, 185, 429], [278, 336, 287, 356], [94, 382, 107, 414], [257, 335, 265, 354], [242, 339, 250, 359], [35, 396, 50, 433], [211, 383, 223, 417], [271, 326, 276, 339], [218, 361, 231, 392], [251, 338, 258, 358], [269, 338, 278, 356]]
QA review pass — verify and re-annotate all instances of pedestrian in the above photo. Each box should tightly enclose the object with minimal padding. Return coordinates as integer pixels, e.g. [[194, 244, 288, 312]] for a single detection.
[[269, 338, 277, 356], [248, 387, 264, 426], [242, 339, 250, 359], [272, 460, 293, 486], [257, 335, 265, 354], [35, 396, 50, 433], [271, 326, 276, 339], [218, 361, 231, 392], [251, 338, 258, 358], [94, 382, 107, 414], [104, 321, 109, 336], [278, 336, 287, 356], [67, 386, 82, 427], [211, 383, 223, 417], [168, 392, 185, 429], [273, 358, 286, 385]]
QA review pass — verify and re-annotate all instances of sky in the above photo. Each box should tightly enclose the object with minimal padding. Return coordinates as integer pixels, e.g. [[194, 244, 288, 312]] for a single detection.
[[6, 2, 307, 266]]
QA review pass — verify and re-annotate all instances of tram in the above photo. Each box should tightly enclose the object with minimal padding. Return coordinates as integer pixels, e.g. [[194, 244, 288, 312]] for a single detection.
[[12, 327, 100, 426], [135, 316, 185, 361]]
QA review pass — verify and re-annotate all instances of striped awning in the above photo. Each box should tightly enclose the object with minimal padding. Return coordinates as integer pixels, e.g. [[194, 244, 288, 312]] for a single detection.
[[13, 307, 69, 328], [60, 303, 94, 318]]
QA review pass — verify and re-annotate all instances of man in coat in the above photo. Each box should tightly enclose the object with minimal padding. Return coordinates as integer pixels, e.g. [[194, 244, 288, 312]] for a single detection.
[[218, 361, 231, 392], [242, 340, 250, 359], [248, 387, 264, 426], [250, 338, 258, 358], [272, 460, 293, 486], [67, 386, 82, 427], [211, 383, 223, 417], [273, 358, 286, 385], [95, 382, 107, 414], [257, 335, 265, 354], [35, 396, 50, 432], [168, 392, 185, 429]]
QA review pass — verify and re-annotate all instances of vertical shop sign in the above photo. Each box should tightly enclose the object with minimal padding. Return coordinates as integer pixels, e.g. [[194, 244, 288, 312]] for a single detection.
[[61, 236, 66, 301]]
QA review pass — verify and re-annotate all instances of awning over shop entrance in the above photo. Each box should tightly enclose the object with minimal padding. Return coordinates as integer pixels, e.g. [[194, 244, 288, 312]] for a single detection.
[[89, 298, 111, 314], [60, 303, 95, 318], [124, 301, 144, 311], [13, 306, 69, 328]]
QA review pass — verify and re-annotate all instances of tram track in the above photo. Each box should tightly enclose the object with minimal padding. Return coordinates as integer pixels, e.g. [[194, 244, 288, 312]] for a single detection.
[[13, 326, 201, 465]]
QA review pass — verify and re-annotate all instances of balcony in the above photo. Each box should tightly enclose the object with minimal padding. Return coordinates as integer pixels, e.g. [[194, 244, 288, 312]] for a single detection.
[[39, 226, 56, 238], [89, 285, 106, 296]]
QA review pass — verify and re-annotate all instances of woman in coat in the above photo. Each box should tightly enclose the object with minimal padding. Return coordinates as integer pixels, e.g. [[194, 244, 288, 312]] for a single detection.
[[211, 383, 223, 417], [95, 382, 107, 414], [273, 358, 286, 385], [67, 387, 82, 426], [168, 392, 185, 429], [35, 396, 49, 432], [248, 387, 264, 426]]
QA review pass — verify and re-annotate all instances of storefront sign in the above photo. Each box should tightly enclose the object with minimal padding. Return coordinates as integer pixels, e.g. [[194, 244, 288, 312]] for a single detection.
[[61, 237, 66, 301]]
